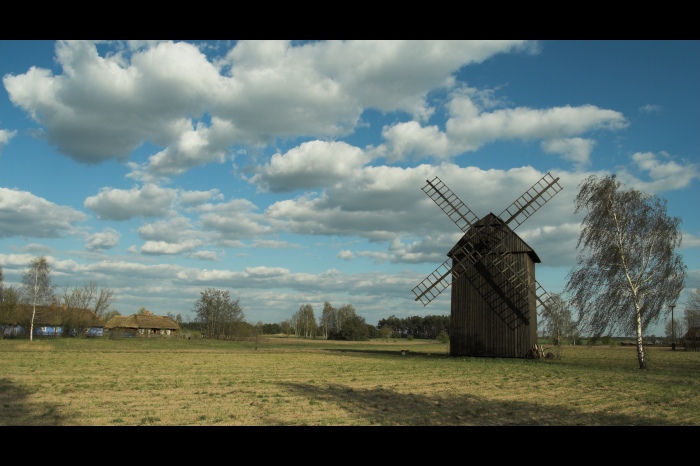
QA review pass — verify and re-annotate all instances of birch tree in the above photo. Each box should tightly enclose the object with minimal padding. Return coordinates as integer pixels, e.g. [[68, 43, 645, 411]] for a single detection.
[[21, 256, 55, 341], [565, 175, 686, 369], [336, 304, 356, 332], [319, 301, 336, 339], [293, 303, 316, 339]]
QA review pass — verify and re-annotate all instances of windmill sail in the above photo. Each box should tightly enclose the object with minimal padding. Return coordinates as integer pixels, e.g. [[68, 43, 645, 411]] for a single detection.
[[412, 214, 554, 318], [498, 172, 562, 229], [422, 177, 480, 233], [413, 172, 562, 308]]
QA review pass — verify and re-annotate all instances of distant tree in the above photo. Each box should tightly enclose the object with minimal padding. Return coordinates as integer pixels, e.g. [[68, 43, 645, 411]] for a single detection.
[[193, 288, 245, 339], [102, 309, 121, 322], [290, 311, 299, 336], [683, 289, 700, 339], [540, 293, 577, 347], [570, 330, 582, 346], [405, 315, 423, 338], [686, 288, 700, 312], [331, 314, 369, 341], [0, 286, 20, 329], [61, 283, 94, 309], [279, 320, 291, 335], [21, 257, 55, 305], [258, 323, 270, 334], [260, 323, 281, 334], [21, 256, 55, 341], [93, 286, 116, 318], [664, 317, 687, 343], [379, 325, 392, 339], [365, 323, 380, 339], [421, 315, 451, 339], [685, 307, 700, 329], [319, 301, 335, 339], [137, 306, 149, 315], [668, 302, 700, 342], [292, 304, 317, 339], [166, 312, 183, 326], [0, 266, 14, 328], [377, 315, 404, 338], [60, 281, 116, 318], [336, 304, 355, 332], [375, 314, 449, 339], [253, 321, 264, 350], [565, 175, 686, 369], [305, 305, 317, 338], [325, 304, 372, 341]]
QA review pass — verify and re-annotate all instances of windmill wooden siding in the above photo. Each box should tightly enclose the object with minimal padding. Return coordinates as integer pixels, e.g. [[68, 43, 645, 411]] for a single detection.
[[448, 213, 539, 358]]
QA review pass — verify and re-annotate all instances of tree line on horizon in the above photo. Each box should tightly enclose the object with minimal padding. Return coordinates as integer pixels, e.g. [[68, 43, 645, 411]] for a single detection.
[[1, 174, 697, 368]]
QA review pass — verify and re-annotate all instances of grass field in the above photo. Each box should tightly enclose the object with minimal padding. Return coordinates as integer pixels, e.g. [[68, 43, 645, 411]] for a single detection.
[[0, 336, 698, 426]]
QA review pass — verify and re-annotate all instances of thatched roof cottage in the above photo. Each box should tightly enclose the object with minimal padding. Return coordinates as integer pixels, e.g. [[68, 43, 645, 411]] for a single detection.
[[104, 311, 180, 337]]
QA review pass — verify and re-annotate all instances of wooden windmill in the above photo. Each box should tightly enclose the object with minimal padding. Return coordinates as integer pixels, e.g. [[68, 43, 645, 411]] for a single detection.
[[412, 172, 562, 358]]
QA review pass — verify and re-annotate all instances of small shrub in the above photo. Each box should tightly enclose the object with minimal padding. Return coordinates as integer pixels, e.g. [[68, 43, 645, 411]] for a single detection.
[[437, 331, 449, 344], [407, 335, 414, 341]]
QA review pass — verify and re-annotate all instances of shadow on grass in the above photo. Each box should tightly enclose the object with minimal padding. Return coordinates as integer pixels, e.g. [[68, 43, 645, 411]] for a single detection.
[[0, 378, 68, 426], [323, 348, 449, 359], [277, 380, 677, 426]]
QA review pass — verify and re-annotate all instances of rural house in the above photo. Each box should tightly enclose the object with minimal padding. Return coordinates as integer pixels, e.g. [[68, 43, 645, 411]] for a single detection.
[[682, 327, 700, 351], [104, 311, 180, 337], [0, 304, 105, 338]]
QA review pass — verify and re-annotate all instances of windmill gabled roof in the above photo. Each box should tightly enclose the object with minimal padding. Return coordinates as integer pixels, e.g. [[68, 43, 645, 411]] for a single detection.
[[448, 212, 541, 263], [104, 314, 180, 330]]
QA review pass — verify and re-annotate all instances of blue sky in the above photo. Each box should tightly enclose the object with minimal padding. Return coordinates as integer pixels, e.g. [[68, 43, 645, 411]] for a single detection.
[[0, 40, 698, 336]]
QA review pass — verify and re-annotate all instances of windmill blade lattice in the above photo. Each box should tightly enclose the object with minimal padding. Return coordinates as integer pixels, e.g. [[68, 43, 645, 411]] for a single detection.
[[412, 215, 555, 318], [498, 172, 562, 229], [461, 250, 532, 329], [413, 172, 562, 308], [412, 257, 454, 305], [447, 214, 559, 317], [422, 177, 480, 233]]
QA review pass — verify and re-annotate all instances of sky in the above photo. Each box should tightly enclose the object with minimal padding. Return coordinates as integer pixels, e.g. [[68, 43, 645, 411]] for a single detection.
[[0, 40, 698, 337]]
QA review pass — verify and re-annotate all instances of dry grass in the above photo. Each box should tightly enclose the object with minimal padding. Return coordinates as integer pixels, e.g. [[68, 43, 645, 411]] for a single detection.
[[0, 336, 698, 426]]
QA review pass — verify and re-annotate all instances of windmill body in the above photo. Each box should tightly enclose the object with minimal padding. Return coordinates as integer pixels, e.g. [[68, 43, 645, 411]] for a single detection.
[[449, 213, 540, 357], [412, 173, 562, 358]]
